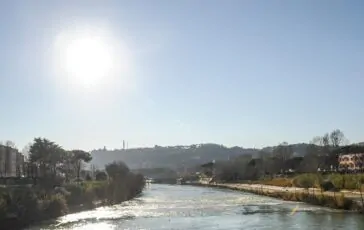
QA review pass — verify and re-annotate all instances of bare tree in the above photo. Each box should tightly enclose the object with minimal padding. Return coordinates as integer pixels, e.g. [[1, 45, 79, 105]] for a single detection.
[[322, 133, 330, 147], [311, 130, 345, 171], [330, 129, 344, 147]]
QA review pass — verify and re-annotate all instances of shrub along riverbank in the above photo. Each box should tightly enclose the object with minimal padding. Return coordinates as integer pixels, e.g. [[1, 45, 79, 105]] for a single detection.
[[195, 173, 364, 212], [195, 182, 363, 212], [0, 165, 145, 229], [248, 185, 362, 211], [0, 137, 146, 229], [251, 173, 364, 191]]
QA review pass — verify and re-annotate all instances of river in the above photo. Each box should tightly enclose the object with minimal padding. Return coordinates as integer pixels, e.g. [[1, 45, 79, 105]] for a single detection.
[[28, 184, 364, 230]]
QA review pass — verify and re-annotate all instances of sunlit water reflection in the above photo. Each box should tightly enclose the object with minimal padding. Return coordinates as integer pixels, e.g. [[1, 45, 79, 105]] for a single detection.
[[28, 184, 364, 230]]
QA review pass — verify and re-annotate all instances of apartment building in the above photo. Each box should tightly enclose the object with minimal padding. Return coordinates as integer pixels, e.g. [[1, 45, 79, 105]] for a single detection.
[[338, 153, 364, 172], [0, 145, 24, 177]]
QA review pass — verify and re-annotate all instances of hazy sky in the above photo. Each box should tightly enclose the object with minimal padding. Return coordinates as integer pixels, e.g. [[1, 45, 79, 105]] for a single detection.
[[0, 0, 363, 150]]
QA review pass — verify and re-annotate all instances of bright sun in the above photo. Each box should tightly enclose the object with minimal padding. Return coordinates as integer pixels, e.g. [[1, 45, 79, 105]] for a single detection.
[[63, 36, 113, 87], [54, 28, 129, 90]]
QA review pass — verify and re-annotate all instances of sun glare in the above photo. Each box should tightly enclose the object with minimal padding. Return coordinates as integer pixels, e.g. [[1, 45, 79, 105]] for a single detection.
[[64, 36, 113, 87], [53, 28, 130, 91]]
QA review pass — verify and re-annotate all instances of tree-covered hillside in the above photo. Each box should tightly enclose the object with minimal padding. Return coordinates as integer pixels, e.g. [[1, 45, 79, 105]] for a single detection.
[[91, 144, 259, 170]]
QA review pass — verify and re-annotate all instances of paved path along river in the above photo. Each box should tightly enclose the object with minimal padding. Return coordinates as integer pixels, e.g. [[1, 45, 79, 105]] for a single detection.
[[28, 184, 364, 230]]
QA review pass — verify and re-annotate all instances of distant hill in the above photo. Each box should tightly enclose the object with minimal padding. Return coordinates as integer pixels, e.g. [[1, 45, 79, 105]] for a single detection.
[[91, 142, 364, 171], [90, 142, 324, 171], [90, 144, 258, 171], [261, 143, 310, 157]]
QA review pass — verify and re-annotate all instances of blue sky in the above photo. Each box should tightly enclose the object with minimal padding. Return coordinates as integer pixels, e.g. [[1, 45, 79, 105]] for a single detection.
[[0, 0, 363, 150]]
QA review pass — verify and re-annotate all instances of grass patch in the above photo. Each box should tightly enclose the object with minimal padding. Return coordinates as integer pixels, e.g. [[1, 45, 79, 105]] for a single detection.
[[254, 178, 293, 187]]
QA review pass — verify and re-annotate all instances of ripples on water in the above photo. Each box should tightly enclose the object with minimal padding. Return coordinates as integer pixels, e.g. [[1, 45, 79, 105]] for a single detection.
[[28, 184, 364, 230]]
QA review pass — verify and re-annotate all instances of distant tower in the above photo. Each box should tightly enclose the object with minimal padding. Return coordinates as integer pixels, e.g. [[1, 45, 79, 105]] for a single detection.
[[123, 140, 125, 150]]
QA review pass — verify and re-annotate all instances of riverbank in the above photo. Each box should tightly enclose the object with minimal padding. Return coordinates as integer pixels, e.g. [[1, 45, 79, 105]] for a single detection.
[[0, 177, 145, 230], [1, 199, 105, 230], [191, 182, 364, 212]]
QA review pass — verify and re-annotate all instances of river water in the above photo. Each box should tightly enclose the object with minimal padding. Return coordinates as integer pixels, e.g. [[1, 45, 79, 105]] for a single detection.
[[29, 184, 364, 230]]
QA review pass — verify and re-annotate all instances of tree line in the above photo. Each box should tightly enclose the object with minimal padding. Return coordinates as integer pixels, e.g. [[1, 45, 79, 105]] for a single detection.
[[0, 137, 145, 229], [28, 138, 92, 182], [214, 129, 362, 182]]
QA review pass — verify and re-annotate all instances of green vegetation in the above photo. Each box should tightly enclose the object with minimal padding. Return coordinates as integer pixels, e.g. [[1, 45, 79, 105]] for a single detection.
[[213, 129, 358, 183], [213, 129, 364, 186], [207, 183, 361, 211], [0, 137, 145, 229], [91, 143, 260, 172], [207, 129, 364, 211], [95, 170, 108, 181], [248, 173, 364, 194], [0, 172, 144, 229], [253, 178, 293, 187], [243, 174, 364, 211], [255, 188, 359, 211], [291, 173, 364, 191]]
